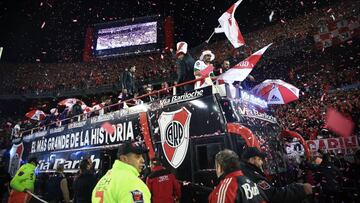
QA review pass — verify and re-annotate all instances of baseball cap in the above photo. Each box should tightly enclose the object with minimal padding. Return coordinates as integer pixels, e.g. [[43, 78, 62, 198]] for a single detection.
[[28, 157, 39, 165], [241, 147, 267, 160], [118, 140, 149, 156]]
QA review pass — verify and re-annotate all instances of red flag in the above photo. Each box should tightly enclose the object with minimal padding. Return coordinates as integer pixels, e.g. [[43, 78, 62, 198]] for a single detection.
[[217, 43, 272, 82], [325, 108, 354, 137], [215, 0, 245, 48], [199, 64, 215, 77], [101, 122, 114, 134]]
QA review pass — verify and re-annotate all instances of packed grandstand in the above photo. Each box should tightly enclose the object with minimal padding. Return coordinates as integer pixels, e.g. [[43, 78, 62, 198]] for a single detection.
[[1, 0, 359, 140], [0, 0, 359, 202]]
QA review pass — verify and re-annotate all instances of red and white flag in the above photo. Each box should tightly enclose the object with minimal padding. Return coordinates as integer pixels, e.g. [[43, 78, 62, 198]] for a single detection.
[[199, 64, 215, 77], [217, 43, 272, 82], [215, 0, 245, 48]]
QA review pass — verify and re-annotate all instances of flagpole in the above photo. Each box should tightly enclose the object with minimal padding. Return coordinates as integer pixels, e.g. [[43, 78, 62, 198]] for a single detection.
[[205, 25, 220, 43]]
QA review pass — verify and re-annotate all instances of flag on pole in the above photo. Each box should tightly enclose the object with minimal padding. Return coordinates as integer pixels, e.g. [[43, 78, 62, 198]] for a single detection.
[[215, 0, 245, 48], [217, 43, 272, 82]]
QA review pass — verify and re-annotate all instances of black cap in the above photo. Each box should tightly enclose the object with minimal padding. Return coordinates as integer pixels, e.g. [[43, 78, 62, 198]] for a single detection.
[[118, 140, 149, 156], [28, 157, 38, 165], [241, 147, 266, 160]]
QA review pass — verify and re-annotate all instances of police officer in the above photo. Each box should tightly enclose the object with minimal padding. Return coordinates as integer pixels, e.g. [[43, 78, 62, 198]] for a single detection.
[[92, 140, 151, 203], [208, 149, 268, 203], [8, 157, 38, 203], [240, 147, 313, 203]]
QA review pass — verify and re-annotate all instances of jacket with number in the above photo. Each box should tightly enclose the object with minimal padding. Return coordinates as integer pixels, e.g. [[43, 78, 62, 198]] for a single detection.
[[240, 162, 306, 203], [10, 163, 36, 192], [92, 160, 151, 203], [208, 170, 268, 203]]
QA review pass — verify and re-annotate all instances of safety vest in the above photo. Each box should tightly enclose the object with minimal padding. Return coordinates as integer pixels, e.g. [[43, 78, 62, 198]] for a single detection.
[[10, 163, 36, 192], [92, 160, 151, 203]]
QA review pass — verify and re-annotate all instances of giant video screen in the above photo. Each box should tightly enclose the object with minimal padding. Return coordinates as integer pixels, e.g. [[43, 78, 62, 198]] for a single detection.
[[96, 22, 157, 50], [93, 16, 162, 58]]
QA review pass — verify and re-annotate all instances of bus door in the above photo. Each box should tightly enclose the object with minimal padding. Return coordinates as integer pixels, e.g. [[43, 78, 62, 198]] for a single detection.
[[187, 135, 229, 201]]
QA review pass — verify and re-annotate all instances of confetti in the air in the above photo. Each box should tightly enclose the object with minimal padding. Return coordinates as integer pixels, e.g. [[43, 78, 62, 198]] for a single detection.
[[41, 21, 46, 29], [331, 14, 335, 21], [269, 11, 274, 22]]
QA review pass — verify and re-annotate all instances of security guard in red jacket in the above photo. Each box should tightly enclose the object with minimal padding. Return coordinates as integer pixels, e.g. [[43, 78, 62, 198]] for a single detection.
[[209, 149, 268, 203], [146, 158, 181, 203]]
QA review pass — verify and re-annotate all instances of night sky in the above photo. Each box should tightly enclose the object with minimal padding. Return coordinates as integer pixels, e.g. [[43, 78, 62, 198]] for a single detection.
[[0, 0, 335, 63]]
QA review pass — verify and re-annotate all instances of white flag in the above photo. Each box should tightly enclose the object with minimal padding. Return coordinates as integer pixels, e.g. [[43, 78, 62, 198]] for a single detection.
[[216, 0, 245, 48], [217, 43, 272, 82]]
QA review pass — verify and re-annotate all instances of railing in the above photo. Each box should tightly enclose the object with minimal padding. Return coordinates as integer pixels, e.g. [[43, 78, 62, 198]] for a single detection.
[[0, 76, 177, 100], [17, 76, 215, 138]]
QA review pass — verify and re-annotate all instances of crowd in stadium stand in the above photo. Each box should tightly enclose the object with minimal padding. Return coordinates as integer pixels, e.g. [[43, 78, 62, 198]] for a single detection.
[[0, 0, 359, 153], [0, 0, 358, 95], [0, 54, 177, 95], [0, 1, 360, 202]]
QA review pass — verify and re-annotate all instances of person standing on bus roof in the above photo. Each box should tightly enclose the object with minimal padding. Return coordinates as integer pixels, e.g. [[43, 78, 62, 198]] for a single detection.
[[208, 149, 268, 203], [194, 50, 215, 89], [92, 140, 151, 203], [8, 157, 38, 203], [174, 41, 196, 93], [146, 157, 181, 203], [120, 65, 137, 96], [240, 147, 313, 203]]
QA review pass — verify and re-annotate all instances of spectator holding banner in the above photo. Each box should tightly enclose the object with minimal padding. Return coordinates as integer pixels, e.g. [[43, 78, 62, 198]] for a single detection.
[[8, 157, 38, 203]]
